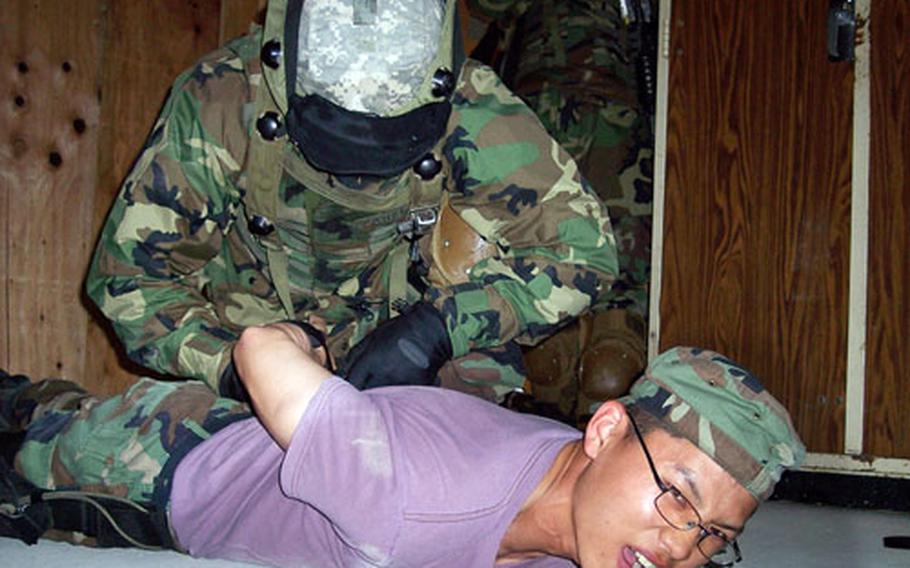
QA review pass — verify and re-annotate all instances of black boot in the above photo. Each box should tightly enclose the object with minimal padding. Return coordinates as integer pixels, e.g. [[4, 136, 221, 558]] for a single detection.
[[0, 370, 33, 433], [0, 457, 51, 545], [1, 371, 88, 434], [0, 431, 26, 469]]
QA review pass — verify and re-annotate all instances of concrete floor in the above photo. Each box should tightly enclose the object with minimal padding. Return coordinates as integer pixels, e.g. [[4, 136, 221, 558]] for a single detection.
[[737, 501, 908, 567], [1, 500, 908, 566]]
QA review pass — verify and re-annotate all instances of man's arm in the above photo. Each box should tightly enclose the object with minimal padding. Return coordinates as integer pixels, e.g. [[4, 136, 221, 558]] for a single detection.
[[85, 43, 257, 389], [430, 60, 619, 357], [233, 323, 333, 448]]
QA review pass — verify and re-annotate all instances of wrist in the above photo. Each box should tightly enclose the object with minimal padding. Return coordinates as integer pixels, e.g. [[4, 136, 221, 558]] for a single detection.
[[276, 320, 334, 372]]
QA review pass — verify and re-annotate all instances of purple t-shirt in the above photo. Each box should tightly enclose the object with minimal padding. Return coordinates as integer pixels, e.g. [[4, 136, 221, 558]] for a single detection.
[[169, 378, 580, 567]]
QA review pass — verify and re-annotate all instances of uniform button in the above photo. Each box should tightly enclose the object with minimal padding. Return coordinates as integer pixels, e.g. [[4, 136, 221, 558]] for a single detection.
[[248, 215, 275, 236], [256, 111, 284, 141], [431, 68, 455, 98], [260, 39, 282, 69], [413, 153, 442, 180]]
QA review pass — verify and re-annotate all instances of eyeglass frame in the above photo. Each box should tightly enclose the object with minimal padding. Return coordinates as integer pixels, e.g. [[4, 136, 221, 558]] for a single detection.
[[626, 411, 743, 567]]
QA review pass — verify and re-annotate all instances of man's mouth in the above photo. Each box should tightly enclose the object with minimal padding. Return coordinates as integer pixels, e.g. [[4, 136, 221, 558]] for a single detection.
[[631, 548, 658, 568]]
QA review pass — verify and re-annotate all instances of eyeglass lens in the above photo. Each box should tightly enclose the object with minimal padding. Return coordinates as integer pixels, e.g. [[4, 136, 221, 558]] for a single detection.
[[654, 491, 736, 563]]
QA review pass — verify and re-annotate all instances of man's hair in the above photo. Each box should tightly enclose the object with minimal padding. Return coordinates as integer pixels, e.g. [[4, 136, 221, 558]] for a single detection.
[[623, 403, 669, 438]]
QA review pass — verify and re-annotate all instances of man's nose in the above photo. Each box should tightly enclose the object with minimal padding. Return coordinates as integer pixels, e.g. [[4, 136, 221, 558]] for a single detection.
[[658, 525, 701, 563]]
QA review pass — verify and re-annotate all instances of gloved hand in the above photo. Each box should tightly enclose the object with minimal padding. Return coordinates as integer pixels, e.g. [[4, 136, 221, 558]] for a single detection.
[[342, 302, 453, 389]]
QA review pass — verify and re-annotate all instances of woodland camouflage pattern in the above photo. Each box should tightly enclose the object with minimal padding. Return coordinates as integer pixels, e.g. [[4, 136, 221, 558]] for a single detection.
[[626, 347, 806, 501], [297, 0, 444, 114], [468, 0, 653, 317], [86, 30, 618, 394], [14, 378, 249, 507]]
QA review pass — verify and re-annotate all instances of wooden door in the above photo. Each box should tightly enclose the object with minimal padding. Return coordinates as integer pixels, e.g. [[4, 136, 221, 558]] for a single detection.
[[659, 1, 854, 454], [865, 0, 910, 459]]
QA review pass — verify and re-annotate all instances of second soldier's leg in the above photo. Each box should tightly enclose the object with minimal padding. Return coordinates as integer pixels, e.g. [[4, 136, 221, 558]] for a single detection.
[[14, 377, 249, 503], [0, 369, 90, 434], [3, 375, 249, 547]]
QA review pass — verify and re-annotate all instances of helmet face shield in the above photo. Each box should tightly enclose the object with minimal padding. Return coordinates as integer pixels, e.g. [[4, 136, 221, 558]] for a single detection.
[[297, 0, 444, 116], [262, 0, 461, 176]]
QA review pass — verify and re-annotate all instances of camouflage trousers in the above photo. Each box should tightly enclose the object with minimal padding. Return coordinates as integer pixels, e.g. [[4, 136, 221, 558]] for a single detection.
[[12, 378, 250, 509], [523, 85, 653, 318]]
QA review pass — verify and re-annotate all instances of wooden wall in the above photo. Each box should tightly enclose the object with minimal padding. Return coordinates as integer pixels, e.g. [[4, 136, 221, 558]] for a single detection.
[[0, 0, 468, 396], [660, 1, 854, 454], [2, 0, 105, 391], [3, 0, 908, 461], [866, 0, 910, 458], [1, 0, 265, 394]]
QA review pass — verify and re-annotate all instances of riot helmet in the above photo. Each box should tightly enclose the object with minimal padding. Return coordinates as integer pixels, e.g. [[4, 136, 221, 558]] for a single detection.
[[259, 0, 462, 177]]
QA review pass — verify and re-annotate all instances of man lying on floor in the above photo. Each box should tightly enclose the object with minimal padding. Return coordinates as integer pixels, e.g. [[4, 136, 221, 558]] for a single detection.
[[1, 321, 804, 567]]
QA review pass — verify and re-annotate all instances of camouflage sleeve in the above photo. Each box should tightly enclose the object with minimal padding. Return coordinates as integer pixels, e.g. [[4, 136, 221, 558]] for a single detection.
[[430, 60, 619, 358], [85, 46, 251, 387]]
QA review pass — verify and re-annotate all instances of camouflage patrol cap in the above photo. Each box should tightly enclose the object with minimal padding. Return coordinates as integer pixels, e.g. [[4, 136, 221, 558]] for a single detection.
[[625, 347, 806, 501]]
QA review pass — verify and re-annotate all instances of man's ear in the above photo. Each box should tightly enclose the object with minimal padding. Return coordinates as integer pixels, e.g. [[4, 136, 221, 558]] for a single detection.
[[582, 400, 629, 460]]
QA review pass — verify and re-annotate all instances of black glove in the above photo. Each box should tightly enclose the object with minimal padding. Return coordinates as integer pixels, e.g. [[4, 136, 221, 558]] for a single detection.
[[342, 302, 453, 389], [218, 320, 332, 402], [218, 361, 249, 403]]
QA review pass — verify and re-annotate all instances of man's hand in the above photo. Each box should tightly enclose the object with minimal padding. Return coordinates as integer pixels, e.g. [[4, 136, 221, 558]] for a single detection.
[[342, 302, 453, 389], [233, 320, 333, 448]]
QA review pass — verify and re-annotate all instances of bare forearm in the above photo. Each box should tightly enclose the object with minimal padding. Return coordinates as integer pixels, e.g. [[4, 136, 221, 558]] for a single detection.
[[233, 323, 332, 448]]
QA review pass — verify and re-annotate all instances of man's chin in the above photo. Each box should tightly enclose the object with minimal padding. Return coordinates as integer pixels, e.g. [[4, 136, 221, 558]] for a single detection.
[[574, 542, 627, 568]]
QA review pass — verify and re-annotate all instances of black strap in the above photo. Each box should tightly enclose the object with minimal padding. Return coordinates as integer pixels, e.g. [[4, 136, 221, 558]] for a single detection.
[[218, 360, 251, 403], [46, 495, 175, 550], [4, 452, 174, 549], [5, 461, 173, 550]]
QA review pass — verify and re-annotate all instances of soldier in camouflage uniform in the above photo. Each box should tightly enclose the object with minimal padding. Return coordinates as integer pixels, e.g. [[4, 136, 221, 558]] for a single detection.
[[1, 344, 804, 565], [85, 0, 618, 401], [465, 0, 657, 419]]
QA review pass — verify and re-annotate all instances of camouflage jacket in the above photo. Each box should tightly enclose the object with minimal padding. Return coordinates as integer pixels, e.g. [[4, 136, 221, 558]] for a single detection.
[[86, 31, 618, 390]]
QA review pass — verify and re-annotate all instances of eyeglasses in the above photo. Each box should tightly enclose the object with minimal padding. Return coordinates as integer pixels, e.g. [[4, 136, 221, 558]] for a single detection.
[[627, 413, 743, 567]]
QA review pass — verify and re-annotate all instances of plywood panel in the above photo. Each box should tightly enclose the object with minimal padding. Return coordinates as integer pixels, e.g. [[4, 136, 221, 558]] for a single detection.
[[0, 202, 7, 369], [0, 51, 8, 368], [865, 0, 910, 458], [661, 1, 853, 453], [84, 0, 224, 394], [0, 117, 8, 369], [220, 0, 267, 44], [0, 0, 106, 382]]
